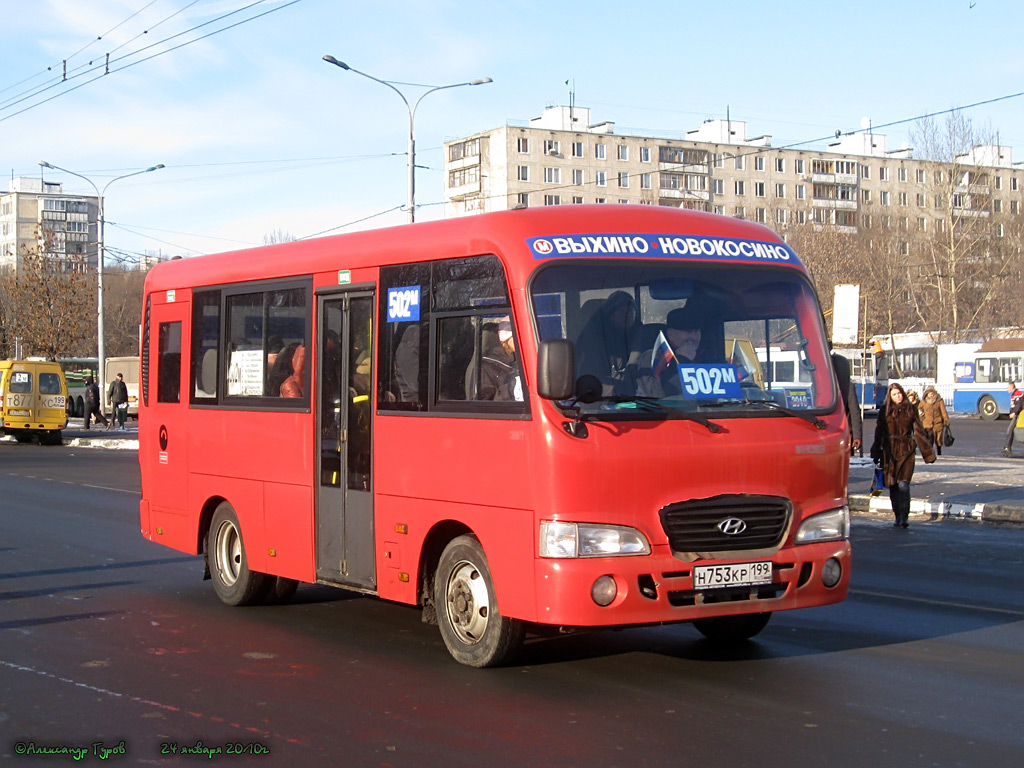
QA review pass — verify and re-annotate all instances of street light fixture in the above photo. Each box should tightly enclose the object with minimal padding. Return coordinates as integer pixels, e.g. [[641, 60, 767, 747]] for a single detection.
[[322, 55, 491, 223], [38, 161, 165, 412]]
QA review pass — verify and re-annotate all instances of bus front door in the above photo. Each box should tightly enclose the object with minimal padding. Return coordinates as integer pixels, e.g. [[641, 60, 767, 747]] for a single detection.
[[315, 291, 375, 589]]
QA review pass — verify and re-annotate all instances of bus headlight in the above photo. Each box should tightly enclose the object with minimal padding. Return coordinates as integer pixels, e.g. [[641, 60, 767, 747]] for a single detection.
[[540, 522, 651, 558], [795, 506, 850, 544]]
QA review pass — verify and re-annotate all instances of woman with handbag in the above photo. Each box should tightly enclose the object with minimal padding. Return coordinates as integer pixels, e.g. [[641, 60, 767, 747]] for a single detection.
[[920, 385, 950, 456], [871, 383, 936, 528]]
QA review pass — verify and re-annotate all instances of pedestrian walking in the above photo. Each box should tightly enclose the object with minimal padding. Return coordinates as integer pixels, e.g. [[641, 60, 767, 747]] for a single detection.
[[107, 372, 129, 430], [1004, 381, 1023, 456], [870, 382, 936, 528], [920, 385, 950, 456], [83, 376, 109, 429]]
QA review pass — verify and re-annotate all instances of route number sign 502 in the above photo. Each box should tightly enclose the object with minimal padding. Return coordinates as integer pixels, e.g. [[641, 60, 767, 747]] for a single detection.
[[677, 364, 743, 398]]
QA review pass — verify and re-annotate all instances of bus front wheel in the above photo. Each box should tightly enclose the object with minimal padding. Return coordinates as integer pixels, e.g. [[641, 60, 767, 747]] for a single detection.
[[434, 535, 524, 667], [208, 502, 270, 606], [693, 612, 771, 643], [979, 395, 1000, 421]]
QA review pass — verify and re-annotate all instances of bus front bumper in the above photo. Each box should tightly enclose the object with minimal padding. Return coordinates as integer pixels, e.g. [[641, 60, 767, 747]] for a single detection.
[[530, 540, 851, 628]]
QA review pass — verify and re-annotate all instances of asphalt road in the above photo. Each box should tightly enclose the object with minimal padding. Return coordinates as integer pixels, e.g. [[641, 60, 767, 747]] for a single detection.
[[1, 443, 1023, 767]]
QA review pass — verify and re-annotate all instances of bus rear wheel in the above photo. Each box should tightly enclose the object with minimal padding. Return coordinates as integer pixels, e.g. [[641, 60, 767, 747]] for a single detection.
[[434, 535, 524, 667], [979, 395, 1000, 421], [208, 502, 270, 606], [693, 612, 771, 643]]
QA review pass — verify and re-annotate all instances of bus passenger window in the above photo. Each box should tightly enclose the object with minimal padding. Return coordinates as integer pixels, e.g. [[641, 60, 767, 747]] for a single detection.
[[158, 322, 182, 403]]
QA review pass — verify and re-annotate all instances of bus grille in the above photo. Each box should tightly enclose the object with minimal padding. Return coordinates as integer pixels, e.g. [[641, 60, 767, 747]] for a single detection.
[[658, 495, 791, 554]]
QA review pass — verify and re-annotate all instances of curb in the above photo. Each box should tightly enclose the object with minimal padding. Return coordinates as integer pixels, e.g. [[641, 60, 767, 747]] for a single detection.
[[849, 493, 1024, 525]]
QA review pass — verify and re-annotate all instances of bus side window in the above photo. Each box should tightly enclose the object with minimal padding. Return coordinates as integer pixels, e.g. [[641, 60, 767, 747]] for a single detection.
[[158, 322, 182, 403]]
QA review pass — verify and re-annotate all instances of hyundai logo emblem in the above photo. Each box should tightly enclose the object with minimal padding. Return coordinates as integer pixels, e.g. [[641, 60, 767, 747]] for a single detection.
[[717, 517, 747, 535]]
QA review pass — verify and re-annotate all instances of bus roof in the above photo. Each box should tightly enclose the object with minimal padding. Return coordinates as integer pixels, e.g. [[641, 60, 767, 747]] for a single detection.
[[145, 205, 803, 294]]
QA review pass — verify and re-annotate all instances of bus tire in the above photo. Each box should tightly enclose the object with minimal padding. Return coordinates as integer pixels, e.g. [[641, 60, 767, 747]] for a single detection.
[[208, 502, 270, 607], [266, 577, 299, 604], [979, 395, 1000, 421], [76, 397, 85, 418], [693, 612, 771, 643], [434, 535, 524, 667]]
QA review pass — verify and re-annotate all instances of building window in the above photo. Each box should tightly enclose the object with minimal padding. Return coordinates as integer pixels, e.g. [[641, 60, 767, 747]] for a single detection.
[[595, 144, 606, 160], [595, 197, 606, 204], [595, 171, 607, 187], [916, 169, 925, 183], [754, 156, 765, 172], [862, 189, 872, 204], [713, 205, 725, 215], [734, 180, 745, 196], [544, 195, 561, 206], [775, 157, 786, 173], [775, 183, 786, 199], [734, 206, 745, 219], [796, 184, 805, 200], [898, 167, 908, 182], [713, 178, 724, 195], [776, 209, 787, 225], [1012, 200, 1020, 215], [993, 199, 1003, 213], [754, 181, 766, 197], [640, 173, 652, 190], [879, 166, 890, 181], [734, 155, 745, 171], [897, 192, 908, 206], [572, 196, 584, 204], [794, 159, 804, 175], [916, 193, 926, 207], [617, 145, 629, 161], [543, 139, 560, 156], [517, 137, 529, 154], [1012, 177, 1020, 191], [571, 141, 584, 158], [618, 172, 629, 188], [544, 167, 561, 184], [640, 146, 651, 163], [572, 168, 584, 185], [449, 167, 480, 188], [755, 207, 766, 223], [861, 165, 871, 180], [516, 193, 530, 207], [449, 138, 480, 162], [517, 165, 529, 182], [996, 176, 1003, 190]]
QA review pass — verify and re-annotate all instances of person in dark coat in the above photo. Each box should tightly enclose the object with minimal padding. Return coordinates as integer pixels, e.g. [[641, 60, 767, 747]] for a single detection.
[[83, 375, 109, 429], [107, 372, 129, 430], [871, 382, 936, 528]]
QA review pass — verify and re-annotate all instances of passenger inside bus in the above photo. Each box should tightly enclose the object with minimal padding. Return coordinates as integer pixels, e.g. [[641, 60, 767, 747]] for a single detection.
[[575, 290, 639, 396], [635, 301, 717, 397], [478, 319, 523, 401]]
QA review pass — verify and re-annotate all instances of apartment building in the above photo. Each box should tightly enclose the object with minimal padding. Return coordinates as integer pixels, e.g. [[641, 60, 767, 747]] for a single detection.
[[0, 177, 98, 274], [444, 106, 1022, 239]]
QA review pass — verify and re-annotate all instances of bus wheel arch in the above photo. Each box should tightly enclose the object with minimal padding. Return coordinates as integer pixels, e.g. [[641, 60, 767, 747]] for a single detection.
[[979, 395, 1000, 421], [433, 533, 525, 667], [206, 500, 270, 606], [418, 520, 473, 624]]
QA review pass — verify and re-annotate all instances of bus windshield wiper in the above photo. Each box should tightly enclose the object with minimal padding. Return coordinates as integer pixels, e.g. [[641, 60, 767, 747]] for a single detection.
[[703, 398, 825, 429], [596, 396, 725, 433]]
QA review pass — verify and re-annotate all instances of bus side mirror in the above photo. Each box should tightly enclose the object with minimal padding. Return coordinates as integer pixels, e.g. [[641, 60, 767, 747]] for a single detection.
[[537, 339, 575, 400]]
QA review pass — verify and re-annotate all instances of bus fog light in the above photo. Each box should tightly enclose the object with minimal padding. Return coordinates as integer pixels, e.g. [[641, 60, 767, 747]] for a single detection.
[[591, 575, 617, 606], [821, 558, 842, 588]]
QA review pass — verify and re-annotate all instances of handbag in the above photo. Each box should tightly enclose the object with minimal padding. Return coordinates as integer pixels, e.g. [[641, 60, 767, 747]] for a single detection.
[[870, 465, 885, 495], [943, 424, 955, 447]]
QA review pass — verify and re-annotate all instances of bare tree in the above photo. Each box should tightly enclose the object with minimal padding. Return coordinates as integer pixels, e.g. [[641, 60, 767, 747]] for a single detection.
[[0, 241, 94, 359], [908, 111, 1017, 341], [104, 265, 147, 356], [263, 229, 297, 245]]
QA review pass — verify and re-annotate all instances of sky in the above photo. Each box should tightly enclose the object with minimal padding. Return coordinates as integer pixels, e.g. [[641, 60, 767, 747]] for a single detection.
[[2, 0, 1024, 263]]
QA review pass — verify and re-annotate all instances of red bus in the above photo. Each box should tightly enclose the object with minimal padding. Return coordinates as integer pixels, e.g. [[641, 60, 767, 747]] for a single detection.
[[139, 205, 851, 667]]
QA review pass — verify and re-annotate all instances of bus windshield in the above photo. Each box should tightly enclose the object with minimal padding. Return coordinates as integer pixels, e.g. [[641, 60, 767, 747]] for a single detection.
[[531, 261, 835, 417]]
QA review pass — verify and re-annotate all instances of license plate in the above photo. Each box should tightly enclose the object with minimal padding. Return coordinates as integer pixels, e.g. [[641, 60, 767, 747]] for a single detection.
[[693, 561, 772, 590]]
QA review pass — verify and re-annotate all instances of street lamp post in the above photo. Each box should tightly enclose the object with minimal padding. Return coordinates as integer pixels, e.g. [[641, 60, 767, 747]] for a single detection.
[[38, 161, 164, 414], [322, 55, 491, 223]]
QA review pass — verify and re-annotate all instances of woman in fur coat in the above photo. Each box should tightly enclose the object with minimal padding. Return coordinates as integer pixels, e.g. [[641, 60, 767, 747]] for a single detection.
[[870, 383, 936, 528]]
